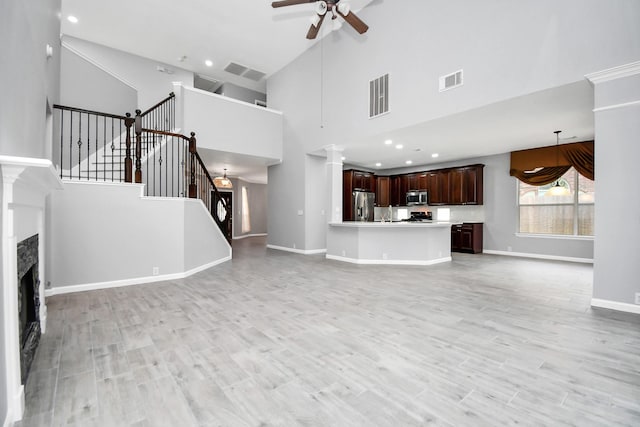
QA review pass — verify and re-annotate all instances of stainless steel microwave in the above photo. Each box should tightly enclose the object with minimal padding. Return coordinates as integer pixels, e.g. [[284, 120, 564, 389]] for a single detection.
[[406, 191, 428, 206]]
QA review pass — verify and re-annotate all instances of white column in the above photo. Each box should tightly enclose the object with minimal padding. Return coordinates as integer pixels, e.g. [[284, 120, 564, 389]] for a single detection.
[[2, 166, 26, 423], [325, 145, 344, 223], [586, 61, 640, 314]]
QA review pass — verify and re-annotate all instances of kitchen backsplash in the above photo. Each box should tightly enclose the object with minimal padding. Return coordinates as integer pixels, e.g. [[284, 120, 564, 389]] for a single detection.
[[374, 205, 485, 223]]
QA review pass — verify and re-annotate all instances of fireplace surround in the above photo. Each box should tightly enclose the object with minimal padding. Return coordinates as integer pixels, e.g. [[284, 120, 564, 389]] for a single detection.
[[17, 234, 41, 384], [2, 156, 62, 423]]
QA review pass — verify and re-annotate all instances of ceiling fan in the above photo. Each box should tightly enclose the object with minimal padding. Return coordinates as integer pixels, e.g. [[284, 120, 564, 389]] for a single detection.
[[272, 0, 369, 39]]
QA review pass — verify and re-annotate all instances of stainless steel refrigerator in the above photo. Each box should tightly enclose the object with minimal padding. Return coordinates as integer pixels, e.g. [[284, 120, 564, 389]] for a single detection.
[[353, 191, 375, 222]]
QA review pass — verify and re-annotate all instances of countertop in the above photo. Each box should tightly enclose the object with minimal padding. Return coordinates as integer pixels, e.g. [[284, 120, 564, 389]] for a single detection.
[[329, 221, 452, 228]]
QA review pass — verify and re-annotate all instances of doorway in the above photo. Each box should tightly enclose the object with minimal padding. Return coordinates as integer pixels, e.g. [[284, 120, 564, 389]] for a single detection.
[[212, 190, 233, 242]]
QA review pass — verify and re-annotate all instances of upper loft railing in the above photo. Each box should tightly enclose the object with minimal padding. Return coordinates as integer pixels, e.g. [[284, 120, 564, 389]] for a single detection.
[[52, 93, 232, 242]]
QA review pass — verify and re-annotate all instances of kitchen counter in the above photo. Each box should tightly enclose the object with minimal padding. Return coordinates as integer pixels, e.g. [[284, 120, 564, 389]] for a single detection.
[[332, 221, 452, 228], [327, 221, 451, 265]]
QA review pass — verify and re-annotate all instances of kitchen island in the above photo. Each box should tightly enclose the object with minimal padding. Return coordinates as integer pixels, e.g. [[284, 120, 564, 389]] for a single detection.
[[327, 221, 452, 265]]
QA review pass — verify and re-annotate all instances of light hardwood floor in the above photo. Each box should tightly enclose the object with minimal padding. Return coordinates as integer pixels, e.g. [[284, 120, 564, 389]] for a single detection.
[[17, 236, 640, 426]]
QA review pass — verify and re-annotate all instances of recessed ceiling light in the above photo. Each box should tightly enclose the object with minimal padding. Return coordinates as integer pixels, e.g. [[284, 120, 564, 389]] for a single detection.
[[67, 15, 78, 23], [205, 60, 213, 67], [375, 162, 382, 167], [432, 153, 439, 158], [395, 144, 403, 150], [384, 139, 393, 145], [405, 160, 413, 165]]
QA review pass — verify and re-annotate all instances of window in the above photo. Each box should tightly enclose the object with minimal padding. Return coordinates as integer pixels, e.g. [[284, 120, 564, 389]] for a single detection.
[[241, 186, 251, 234], [518, 167, 594, 236]]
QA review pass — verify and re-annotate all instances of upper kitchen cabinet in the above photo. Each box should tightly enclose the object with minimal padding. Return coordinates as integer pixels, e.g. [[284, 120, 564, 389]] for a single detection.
[[426, 170, 450, 205], [407, 173, 428, 191], [376, 176, 390, 207], [389, 176, 402, 206], [347, 170, 375, 192], [449, 165, 484, 205]]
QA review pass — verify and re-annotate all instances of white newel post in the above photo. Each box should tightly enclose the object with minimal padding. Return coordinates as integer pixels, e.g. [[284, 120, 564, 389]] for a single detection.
[[325, 145, 344, 224], [172, 81, 185, 133]]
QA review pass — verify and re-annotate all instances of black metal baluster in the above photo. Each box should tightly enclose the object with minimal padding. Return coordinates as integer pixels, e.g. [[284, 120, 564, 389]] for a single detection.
[[86, 112, 90, 180], [77, 112, 82, 180], [69, 112, 73, 179], [59, 110, 64, 179], [118, 120, 122, 182]]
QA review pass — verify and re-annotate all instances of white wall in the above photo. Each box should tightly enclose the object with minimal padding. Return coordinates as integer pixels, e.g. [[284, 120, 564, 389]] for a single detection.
[[60, 46, 137, 114], [591, 69, 640, 307], [217, 82, 266, 106], [177, 84, 283, 162], [0, 0, 62, 423], [230, 179, 268, 238], [49, 181, 230, 289], [62, 36, 193, 109], [266, 0, 639, 254]]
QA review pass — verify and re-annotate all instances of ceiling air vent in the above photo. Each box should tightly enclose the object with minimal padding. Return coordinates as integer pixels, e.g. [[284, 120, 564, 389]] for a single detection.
[[369, 73, 389, 118], [224, 62, 266, 82], [439, 69, 463, 92]]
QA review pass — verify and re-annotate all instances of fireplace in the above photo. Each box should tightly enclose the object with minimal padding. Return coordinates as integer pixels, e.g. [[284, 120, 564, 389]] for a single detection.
[[17, 234, 41, 384]]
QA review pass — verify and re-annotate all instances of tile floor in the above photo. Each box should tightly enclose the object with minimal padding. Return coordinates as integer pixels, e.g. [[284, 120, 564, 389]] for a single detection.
[[16, 236, 640, 426]]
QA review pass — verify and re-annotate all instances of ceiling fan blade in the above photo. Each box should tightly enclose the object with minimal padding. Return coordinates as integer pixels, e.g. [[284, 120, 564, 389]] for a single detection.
[[272, 0, 317, 8], [337, 9, 369, 34], [306, 13, 326, 39]]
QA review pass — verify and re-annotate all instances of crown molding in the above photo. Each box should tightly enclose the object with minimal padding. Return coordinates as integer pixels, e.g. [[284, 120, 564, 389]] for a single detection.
[[585, 61, 640, 84]]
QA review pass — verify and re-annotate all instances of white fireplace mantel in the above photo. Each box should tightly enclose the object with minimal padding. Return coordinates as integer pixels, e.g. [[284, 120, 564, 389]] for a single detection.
[[1, 155, 62, 424]]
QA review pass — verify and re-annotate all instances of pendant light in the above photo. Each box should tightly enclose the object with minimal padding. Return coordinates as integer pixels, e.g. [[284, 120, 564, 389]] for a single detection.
[[548, 131, 569, 196], [213, 168, 233, 189]]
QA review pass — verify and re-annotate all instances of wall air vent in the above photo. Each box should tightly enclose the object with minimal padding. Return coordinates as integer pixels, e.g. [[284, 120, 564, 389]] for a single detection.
[[369, 73, 389, 118], [439, 69, 463, 92]]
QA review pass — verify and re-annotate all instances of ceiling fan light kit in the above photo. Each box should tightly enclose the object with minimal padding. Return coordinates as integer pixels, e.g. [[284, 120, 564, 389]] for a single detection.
[[272, 0, 369, 40]]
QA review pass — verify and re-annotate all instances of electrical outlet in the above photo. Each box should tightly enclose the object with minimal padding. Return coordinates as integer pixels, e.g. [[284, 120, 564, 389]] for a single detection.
[[635, 293, 640, 305], [342, 250, 346, 257], [507, 246, 513, 252], [152, 267, 159, 276], [382, 253, 388, 260]]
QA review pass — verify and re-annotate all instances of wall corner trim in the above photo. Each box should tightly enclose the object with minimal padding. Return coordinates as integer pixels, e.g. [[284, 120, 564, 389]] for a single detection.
[[591, 298, 640, 315], [585, 61, 640, 84]]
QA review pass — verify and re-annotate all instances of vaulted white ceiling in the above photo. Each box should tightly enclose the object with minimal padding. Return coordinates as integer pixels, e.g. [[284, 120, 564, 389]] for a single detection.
[[61, 0, 373, 93], [60, 0, 595, 183]]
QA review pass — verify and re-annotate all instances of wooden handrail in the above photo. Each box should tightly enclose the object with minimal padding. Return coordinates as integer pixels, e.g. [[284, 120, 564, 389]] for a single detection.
[[140, 92, 175, 117], [53, 104, 128, 121], [141, 128, 190, 141]]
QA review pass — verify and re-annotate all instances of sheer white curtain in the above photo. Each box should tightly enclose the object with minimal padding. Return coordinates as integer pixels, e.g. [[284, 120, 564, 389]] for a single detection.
[[241, 186, 251, 233]]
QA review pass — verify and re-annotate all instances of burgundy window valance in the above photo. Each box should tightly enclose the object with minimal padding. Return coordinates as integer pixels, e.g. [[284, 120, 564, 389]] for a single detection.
[[509, 141, 594, 185]]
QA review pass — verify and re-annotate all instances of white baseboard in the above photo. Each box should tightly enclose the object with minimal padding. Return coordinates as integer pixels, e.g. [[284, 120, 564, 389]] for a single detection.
[[326, 254, 452, 266], [233, 233, 267, 240], [266, 244, 326, 255], [591, 298, 640, 314], [44, 255, 231, 297], [483, 250, 593, 264]]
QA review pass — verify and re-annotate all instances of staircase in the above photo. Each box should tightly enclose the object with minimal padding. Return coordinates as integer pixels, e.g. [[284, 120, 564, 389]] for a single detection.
[[53, 93, 232, 242]]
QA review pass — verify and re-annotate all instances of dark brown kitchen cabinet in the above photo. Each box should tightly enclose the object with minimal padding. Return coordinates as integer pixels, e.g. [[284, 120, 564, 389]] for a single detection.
[[389, 176, 402, 206], [376, 176, 390, 207], [448, 165, 484, 205], [351, 170, 375, 192], [407, 173, 428, 191], [427, 170, 450, 205], [343, 169, 376, 220], [451, 223, 483, 254]]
